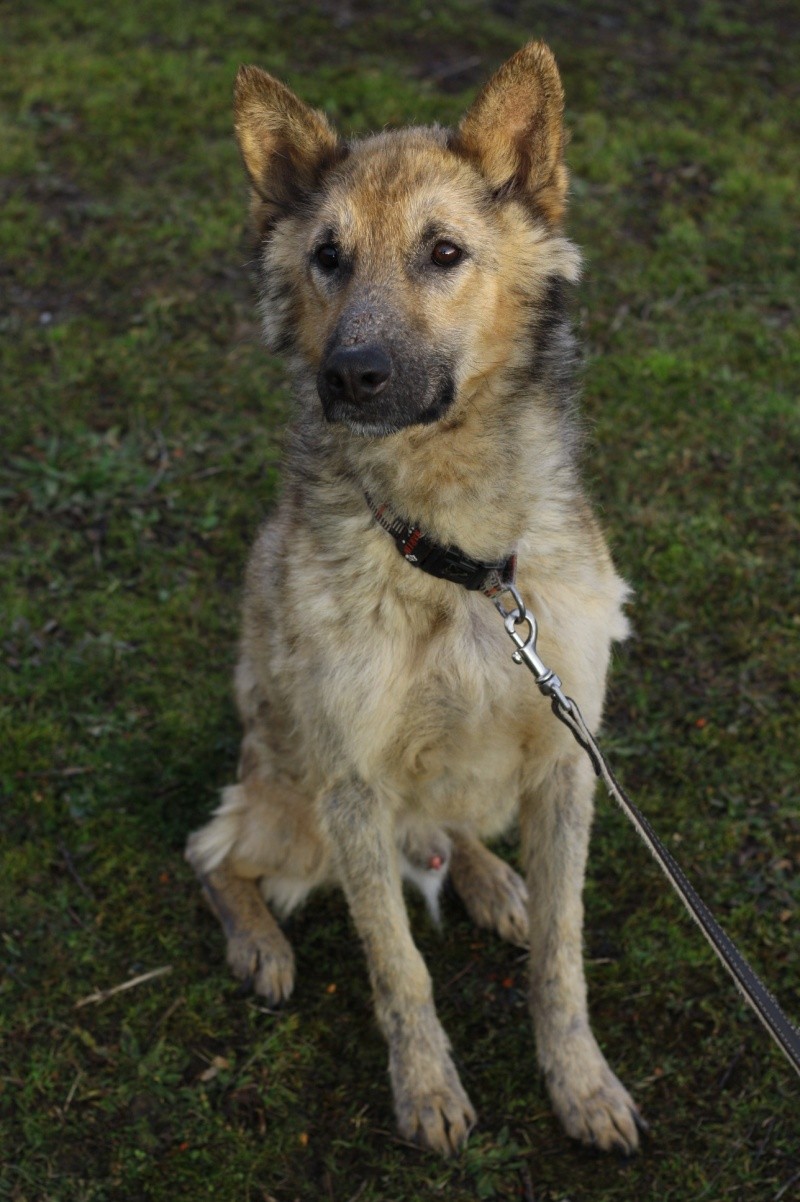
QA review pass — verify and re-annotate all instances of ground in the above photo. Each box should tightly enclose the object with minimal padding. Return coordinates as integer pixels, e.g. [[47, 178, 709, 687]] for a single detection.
[[1, 1, 798, 1199]]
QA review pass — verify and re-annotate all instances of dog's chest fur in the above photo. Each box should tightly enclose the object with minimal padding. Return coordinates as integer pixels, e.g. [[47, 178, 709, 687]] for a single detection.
[[357, 593, 530, 825], [242, 492, 626, 836]]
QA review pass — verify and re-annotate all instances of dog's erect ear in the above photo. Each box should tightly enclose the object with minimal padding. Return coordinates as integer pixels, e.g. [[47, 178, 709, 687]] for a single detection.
[[453, 41, 568, 224], [234, 66, 342, 229]]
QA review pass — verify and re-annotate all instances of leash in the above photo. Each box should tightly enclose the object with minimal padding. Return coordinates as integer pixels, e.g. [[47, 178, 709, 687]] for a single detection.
[[493, 581, 800, 1079], [365, 493, 800, 1077]]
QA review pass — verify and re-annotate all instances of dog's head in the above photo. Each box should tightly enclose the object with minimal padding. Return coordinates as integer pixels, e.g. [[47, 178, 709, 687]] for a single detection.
[[235, 44, 580, 437]]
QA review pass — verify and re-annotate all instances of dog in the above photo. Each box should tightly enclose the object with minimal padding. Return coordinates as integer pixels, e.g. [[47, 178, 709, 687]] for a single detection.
[[186, 41, 645, 1157]]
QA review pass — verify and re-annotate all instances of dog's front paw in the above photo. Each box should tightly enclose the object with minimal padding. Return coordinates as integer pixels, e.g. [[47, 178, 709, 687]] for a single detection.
[[545, 1037, 645, 1155], [393, 1063, 477, 1156], [226, 928, 295, 1005], [387, 1009, 477, 1157]]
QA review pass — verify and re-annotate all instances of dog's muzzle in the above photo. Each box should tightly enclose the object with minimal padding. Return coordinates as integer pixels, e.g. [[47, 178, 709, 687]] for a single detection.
[[317, 333, 456, 436], [317, 302, 454, 435]]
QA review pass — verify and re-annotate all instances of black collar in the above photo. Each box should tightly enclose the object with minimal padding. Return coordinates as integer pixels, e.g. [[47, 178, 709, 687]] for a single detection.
[[365, 492, 516, 597]]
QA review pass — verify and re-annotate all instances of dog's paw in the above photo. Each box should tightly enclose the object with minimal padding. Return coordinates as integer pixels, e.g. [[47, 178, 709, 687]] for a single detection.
[[546, 1045, 645, 1155], [451, 840, 529, 946], [394, 1072, 477, 1157], [388, 1014, 477, 1157], [226, 928, 295, 1005], [475, 857, 529, 946]]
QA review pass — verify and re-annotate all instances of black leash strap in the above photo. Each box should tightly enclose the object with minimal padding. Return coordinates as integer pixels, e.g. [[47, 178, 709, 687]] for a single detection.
[[494, 594, 800, 1079], [553, 693, 800, 1077]]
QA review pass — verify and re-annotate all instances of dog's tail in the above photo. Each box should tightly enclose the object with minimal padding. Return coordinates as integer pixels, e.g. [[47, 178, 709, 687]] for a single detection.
[[185, 785, 248, 876]]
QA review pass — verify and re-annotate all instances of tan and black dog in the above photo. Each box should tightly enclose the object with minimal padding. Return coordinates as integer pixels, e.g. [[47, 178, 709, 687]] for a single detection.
[[186, 42, 645, 1157]]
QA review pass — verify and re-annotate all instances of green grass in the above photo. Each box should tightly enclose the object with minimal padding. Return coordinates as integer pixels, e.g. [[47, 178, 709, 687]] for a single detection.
[[2, 1, 798, 1198]]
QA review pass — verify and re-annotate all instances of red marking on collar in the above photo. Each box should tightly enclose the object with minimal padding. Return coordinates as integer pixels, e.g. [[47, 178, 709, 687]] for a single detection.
[[403, 528, 423, 556]]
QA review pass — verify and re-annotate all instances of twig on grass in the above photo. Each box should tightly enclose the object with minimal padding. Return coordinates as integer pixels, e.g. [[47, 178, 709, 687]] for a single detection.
[[442, 961, 476, 991], [75, 965, 172, 1008], [148, 993, 185, 1043], [58, 840, 96, 900], [63, 1069, 84, 1113], [16, 766, 95, 779], [427, 55, 482, 84], [775, 1169, 800, 1201]]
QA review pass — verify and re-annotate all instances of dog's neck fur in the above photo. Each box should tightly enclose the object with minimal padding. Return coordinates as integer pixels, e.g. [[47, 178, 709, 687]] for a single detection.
[[288, 328, 582, 566]]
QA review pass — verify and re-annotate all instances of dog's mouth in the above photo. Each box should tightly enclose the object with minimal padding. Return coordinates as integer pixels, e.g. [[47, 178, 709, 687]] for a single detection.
[[317, 348, 456, 437], [321, 379, 456, 437]]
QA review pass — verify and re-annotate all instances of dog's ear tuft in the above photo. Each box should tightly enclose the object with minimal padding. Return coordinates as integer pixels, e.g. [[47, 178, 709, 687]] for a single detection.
[[453, 41, 568, 224], [234, 66, 342, 233]]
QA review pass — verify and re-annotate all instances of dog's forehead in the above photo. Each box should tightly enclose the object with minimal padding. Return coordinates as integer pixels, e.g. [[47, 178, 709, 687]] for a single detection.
[[316, 129, 492, 242]]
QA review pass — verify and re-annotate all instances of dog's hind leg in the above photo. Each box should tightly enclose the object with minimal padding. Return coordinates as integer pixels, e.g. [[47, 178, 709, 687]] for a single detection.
[[448, 831, 529, 946], [319, 778, 476, 1157], [197, 860, 295, 1004], [521, 755, 645, 1154], [186, 777, 328, 1005]]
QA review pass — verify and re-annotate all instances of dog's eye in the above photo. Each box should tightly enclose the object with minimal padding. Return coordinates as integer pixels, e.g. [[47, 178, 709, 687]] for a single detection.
[[315, 244, 340, 272], [431, 241, 463, 268]]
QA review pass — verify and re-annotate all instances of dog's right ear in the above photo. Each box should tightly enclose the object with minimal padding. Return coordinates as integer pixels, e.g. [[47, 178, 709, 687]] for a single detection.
[[234, 66, 342, 233]]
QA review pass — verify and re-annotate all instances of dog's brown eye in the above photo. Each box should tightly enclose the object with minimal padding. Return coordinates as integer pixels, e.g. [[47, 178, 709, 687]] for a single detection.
[[431, 241, 462, 267], [315, 244, 340, 271]]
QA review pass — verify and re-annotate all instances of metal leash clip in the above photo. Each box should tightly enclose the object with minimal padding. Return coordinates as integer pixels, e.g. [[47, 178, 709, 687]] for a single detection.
[[493, 587, 571, 711]]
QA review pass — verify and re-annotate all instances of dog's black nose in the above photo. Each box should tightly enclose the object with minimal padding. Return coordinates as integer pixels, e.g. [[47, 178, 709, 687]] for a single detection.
[[322, 345, 391, 405]]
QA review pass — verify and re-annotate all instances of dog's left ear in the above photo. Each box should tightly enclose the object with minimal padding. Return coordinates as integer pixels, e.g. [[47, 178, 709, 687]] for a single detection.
[[453, 41, 568, 224]]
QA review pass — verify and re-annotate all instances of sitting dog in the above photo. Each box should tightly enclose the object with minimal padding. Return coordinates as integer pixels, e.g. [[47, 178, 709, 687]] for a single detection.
[[186, 41, 644, 1156]]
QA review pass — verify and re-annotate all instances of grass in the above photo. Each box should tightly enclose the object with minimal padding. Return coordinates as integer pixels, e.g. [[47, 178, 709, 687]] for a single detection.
[[1, 1, 798, 1198]]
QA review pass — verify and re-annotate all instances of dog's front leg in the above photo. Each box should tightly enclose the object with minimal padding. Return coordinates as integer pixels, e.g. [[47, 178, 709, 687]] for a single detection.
[[521, 755, 645, 1154], [319, 779, 476, 1156]]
